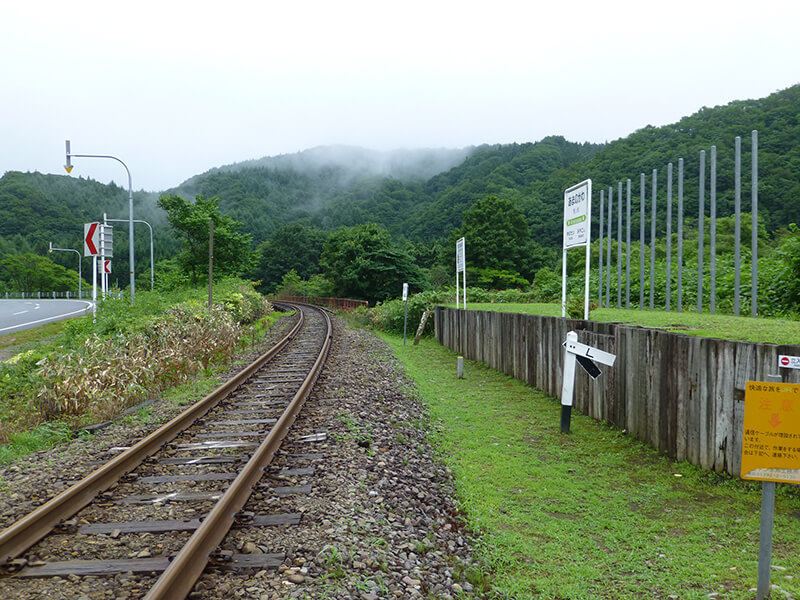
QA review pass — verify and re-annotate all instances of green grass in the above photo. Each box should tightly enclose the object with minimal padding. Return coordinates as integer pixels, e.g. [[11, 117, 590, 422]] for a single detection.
[[381, 333, 800, 600], [460, 303, 800, 346], [0, 320, 66, 359], [0, 422, 74, 464]]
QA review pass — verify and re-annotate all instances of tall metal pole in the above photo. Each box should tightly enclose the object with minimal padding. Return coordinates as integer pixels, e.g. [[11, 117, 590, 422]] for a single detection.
[[650, 169, 657, 311], [599, 189, 604, 308], [710, 145, 717, 315], [65, 141, 136, 305], [734, 136, 742, 316], [208, 219, 214, 311], [606, 187, 612, 307], [49, 244, 82, 299], [640, 173, 646, 309], [626, 178, 631, 309], [101, 214, 107, 300], [617, 181, 622, 308], [698, 150, 706, 313], [677, 158, 684, 312], [666, 163, 673, 311], [752, 130, 759, 317], [106, 218, 154, 291]]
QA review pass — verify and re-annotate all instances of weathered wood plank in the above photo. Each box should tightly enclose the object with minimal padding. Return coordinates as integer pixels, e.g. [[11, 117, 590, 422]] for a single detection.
[[714, 341, 735, 473], [646, 329, 660, 451], [686, 336, 701, 466], [700, 338, 718, 469], [674, 334, 690, 462]]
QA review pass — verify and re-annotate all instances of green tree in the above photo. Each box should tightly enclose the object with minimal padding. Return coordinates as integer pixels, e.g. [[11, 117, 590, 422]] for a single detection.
[[254, 222, 326, 293], [0, 253, 79, 293], [157, 194, 254, 285], [320, 223, 424, 305], [451, 195, 552, 285]]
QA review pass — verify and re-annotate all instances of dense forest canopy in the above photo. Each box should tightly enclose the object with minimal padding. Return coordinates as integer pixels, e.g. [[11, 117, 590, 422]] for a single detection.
[[1, 84, 799, 309]]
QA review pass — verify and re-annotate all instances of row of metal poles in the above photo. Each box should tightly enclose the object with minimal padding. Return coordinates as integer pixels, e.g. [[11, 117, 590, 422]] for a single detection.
[[598, 130, 758, 316]]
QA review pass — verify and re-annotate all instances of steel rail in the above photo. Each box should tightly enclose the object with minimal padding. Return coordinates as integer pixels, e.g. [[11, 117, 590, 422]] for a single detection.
[[144, 303, 333, 600], [0, 307, 304, 566]]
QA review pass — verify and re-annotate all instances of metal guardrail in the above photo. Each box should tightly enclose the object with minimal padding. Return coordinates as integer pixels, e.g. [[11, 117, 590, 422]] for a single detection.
[[2, 291, 124, 301], [3, 291, 88, 300]]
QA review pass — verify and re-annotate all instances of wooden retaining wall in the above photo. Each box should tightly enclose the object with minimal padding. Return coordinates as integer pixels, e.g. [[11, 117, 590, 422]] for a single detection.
[[434, 306, 800, 477]]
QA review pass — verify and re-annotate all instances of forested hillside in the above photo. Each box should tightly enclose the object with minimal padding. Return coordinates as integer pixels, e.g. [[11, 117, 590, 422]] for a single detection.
[[1, 84, 798, 307], [0, 172, 176, 291]]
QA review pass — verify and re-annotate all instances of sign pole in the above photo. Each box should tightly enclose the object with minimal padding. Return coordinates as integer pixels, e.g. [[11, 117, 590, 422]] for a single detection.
[[756, 373, 781, 599], [562, 179, 592, 319], [100, 221, 106, 300], [402, 283, 409, 346], [92, 255, 97, 322], [757, 480, 776, 600], [560, 331, 578, 432], [208, 219, 214, 311], [560, 331, 617, 434], [561, 248, 568, 318], [462, 262, 466, 308]]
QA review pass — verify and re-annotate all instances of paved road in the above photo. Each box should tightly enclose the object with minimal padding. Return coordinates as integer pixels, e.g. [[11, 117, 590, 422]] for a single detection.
[[0, 299, 93, 335]]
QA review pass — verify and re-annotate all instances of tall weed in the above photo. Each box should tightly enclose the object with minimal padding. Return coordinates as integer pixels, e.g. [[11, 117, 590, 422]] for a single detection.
[[0, 279, 272, 441]]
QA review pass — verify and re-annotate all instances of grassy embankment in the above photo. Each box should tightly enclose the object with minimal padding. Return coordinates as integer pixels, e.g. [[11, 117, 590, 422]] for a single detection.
[[0, 286, 282, 464], [381, 332, 800, 600]]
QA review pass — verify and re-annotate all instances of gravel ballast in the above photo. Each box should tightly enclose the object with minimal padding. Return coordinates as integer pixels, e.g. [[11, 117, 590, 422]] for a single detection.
[[0, 315, 488, 599]]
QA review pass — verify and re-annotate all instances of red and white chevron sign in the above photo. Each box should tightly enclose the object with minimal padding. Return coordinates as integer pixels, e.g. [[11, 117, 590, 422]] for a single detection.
[[84, 222, 100, 256]]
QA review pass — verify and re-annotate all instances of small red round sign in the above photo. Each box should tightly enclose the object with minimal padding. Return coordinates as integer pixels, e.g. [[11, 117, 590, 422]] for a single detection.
[[781, 356, 790, 366]]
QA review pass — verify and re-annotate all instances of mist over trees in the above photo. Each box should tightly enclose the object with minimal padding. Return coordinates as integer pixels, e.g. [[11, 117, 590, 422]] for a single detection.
[[1, 84, 799, 315]]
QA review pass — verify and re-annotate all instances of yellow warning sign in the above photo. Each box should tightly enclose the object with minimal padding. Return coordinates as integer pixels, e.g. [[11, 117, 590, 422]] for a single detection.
[[741, 381, 800, 484]]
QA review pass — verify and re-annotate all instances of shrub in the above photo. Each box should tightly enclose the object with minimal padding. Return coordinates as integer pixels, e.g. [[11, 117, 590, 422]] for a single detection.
[[0, 278, 273, 441]]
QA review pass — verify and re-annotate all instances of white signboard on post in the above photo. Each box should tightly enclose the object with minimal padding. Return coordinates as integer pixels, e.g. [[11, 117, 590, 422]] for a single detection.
[[563, 182, 590, 249], [561, 180, 592, 319], [455, 237, 466, 309], [456, 237, 465, 271]]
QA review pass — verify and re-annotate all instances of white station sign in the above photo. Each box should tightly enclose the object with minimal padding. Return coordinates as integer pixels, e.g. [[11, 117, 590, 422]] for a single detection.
[[563, 180, 591, 249], [456, 237, 466, 272]]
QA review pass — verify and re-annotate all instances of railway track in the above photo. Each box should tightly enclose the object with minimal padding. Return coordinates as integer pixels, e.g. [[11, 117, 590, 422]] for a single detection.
[[0, 302, 332, 599]]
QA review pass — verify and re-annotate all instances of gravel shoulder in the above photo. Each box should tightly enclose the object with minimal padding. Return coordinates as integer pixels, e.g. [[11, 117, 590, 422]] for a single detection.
[[0, 315, 487, 599]]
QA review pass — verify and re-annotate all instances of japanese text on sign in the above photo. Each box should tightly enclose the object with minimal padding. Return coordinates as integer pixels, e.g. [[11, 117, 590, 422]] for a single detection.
[[563, 180, 590, 249], [741, 381, 800, 484]]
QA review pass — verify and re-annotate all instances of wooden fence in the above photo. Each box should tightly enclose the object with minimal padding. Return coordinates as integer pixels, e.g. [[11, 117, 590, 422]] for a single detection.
[[435, 306, 800, 477]]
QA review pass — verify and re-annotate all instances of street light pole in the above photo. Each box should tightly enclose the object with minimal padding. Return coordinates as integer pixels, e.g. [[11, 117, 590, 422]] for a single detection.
[[105, 218, 154, 291], [65, 140, 136, 305], [49, 242, 82, 298]]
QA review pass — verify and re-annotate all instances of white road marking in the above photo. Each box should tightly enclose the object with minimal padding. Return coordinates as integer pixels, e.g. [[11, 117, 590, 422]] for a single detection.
[[0, 301, 93, 334]]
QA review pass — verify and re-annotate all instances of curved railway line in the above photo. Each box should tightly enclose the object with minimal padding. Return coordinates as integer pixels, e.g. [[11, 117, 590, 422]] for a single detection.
[[0, 302, 332, 599]]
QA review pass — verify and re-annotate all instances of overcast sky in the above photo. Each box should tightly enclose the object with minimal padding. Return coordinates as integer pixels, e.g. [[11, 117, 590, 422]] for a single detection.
[[2, 0, 798, 191]]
